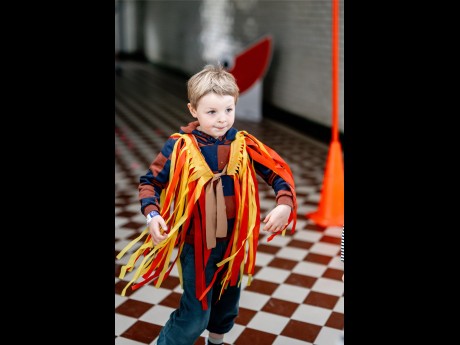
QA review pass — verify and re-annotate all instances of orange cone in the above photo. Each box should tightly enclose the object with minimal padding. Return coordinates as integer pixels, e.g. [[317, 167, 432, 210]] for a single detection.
[[306, 0, 343, 228], [306, 139, 344, 227]]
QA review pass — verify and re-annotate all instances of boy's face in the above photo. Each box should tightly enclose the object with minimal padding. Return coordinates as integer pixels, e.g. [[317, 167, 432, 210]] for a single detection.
[[188, 93, 236, 139]]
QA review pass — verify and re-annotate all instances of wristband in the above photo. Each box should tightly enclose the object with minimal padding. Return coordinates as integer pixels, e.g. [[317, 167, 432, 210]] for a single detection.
[[146, 210, 160, 224]]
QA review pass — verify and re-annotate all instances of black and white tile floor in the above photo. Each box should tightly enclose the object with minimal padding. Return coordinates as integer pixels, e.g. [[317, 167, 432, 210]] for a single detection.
[[115, 61, 344, 345]]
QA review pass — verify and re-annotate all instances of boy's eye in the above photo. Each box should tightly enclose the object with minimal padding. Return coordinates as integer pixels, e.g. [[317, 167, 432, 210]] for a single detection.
[[226, 108, 233, 113], [207, 110, 216, 114]]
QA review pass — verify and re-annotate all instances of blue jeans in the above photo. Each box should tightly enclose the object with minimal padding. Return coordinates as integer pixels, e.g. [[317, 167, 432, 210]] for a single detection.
[[156, 241, 241, 345]]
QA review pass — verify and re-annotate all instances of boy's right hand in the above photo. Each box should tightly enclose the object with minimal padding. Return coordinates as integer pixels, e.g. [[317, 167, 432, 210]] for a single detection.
[[148, 216, 168, 245]]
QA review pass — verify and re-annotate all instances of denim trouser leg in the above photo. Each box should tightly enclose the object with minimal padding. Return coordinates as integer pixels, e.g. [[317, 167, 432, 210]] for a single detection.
[[207, 269, 241, 334], [156, 241, 241, 345]]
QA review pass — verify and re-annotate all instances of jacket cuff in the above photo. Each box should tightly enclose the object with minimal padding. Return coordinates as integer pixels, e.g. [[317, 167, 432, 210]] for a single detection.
[[144, 205, 160, 217], [276, 195, 293, 209]]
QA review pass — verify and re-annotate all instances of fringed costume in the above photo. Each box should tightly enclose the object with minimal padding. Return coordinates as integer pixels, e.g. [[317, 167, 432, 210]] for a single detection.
[[117, 127, 297, 310]]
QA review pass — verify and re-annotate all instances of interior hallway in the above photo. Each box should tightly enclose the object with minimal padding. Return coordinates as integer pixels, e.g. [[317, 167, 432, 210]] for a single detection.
[[115, 60, 344, 345]]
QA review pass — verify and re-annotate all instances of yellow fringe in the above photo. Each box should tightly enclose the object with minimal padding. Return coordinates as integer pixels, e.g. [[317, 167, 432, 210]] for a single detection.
[[117, 131, 279, 297]]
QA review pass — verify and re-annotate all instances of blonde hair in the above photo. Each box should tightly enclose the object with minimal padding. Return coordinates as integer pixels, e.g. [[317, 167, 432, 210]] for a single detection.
[[187, 64, 239, 109]]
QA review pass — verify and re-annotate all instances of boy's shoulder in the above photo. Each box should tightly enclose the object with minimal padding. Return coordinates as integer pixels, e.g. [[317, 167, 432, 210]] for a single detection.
[[227, 127, 239, 140], [179, 121, 199, 134]]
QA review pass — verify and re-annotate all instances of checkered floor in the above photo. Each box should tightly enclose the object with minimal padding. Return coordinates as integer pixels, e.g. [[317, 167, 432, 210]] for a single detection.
[[115, 61, 344, 345]]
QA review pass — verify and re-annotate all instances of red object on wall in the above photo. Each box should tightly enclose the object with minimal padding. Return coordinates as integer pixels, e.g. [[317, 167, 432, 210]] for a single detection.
[[228, 35, 272, 94]]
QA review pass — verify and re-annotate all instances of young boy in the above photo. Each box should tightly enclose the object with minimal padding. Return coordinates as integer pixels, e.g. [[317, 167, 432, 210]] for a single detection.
[[117, 64, 297, 345]]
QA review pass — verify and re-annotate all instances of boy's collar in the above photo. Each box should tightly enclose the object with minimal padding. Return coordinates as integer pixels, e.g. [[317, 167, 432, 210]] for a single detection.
[[180, 121, 237, 141]]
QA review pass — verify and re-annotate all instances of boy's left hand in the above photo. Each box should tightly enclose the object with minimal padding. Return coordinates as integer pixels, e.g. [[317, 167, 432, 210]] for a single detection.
[[262, 204, 291, 232]]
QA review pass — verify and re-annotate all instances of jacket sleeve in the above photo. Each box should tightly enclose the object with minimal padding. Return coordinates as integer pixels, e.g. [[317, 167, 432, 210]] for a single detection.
[[138, 136, 178, 216], [253, 160, 294, 209]]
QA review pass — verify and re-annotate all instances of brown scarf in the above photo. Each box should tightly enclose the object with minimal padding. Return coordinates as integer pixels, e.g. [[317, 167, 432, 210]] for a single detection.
[[205, 164, 228, 249]]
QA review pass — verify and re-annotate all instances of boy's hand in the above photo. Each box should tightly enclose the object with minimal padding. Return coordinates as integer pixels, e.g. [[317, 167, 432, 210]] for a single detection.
[[148, 215, 168, 245], [262, 204, 291, 232]]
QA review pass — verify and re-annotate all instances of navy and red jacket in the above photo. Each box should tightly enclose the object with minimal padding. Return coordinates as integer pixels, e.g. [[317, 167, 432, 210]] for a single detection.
[[139, 121, 294, 240]]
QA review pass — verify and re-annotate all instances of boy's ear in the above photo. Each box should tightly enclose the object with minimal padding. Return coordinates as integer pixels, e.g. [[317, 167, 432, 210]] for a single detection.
[[187, 103, 197, 118]]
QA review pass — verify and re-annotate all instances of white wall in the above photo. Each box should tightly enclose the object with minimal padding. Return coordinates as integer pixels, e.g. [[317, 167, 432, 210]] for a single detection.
[[116, 0, 139, 53], [117, 0, 344, 133]]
